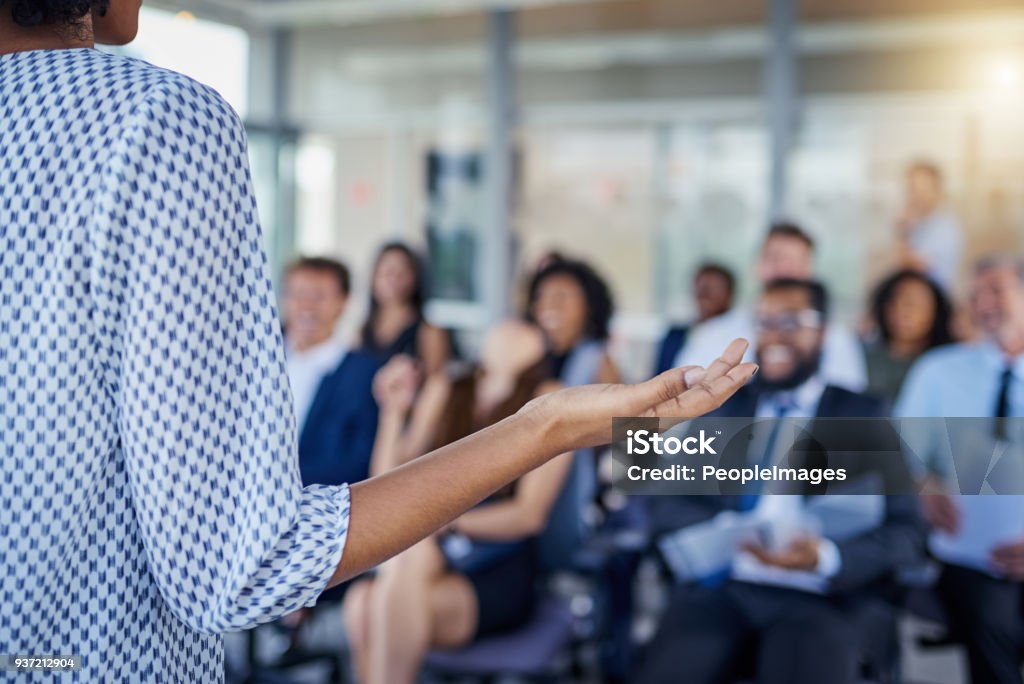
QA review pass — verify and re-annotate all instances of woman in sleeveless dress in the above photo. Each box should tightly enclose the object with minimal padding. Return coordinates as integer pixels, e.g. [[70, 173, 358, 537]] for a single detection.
[[344, 320, 571, 684], [360, 241, 451, 375]]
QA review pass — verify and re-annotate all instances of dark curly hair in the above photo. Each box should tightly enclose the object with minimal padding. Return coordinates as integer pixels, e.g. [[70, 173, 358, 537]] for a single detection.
[[4, 0, 108, 28], [871, 269, 953, 350], [526, 258, 615, 341]]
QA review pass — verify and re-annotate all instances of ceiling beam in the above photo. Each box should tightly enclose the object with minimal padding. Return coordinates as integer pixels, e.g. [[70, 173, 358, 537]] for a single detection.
[[176, 0, 617, 28], [333, 9, 1024, 76]]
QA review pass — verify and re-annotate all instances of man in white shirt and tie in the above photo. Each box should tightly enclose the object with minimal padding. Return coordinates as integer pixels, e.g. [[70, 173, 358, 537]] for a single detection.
[[896, 255, 1024, 684]]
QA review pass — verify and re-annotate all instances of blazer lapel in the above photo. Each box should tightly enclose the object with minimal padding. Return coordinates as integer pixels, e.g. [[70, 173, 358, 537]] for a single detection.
[[299, 355, 349, 445]]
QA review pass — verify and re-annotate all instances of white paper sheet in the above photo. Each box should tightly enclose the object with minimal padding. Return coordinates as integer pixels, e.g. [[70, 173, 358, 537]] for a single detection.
[[930, 495, 1024, 575]]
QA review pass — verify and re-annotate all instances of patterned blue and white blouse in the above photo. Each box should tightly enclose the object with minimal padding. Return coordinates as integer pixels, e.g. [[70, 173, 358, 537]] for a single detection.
[[0, 48, 351, 681]]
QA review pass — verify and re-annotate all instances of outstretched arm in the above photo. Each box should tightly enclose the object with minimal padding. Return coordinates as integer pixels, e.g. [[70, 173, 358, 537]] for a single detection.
[[329, 339, 757, 585]]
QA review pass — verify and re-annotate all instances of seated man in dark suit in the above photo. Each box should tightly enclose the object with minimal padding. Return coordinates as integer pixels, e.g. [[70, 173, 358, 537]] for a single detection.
[[243, 258, 380, 657], [283, 257, 379, 488], [638, 278, 924, 684], [653, 263, 735, 376]]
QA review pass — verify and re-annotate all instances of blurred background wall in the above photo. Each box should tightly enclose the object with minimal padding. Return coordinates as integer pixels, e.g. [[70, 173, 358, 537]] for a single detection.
[[123, 0, 1024, 378]]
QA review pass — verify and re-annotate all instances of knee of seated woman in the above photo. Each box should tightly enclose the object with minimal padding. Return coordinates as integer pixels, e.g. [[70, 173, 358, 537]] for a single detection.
[[378, 538, 446, 581]]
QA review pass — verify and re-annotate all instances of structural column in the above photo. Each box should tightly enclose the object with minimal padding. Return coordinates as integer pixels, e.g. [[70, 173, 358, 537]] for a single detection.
[[480, 8, 517, 324], [246, 27, 298, 291], [765, 0, 799, 222]]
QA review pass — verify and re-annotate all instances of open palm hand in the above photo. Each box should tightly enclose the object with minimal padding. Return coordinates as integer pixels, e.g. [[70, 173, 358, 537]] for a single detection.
[[524, 338, 757, 453]]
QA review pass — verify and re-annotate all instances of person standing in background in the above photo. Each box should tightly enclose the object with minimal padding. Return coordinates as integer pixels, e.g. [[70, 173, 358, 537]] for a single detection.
[[677, 223, 868, 391], [283, 257, 380, 488], [653, 262, 736, 376], [360, 242, 452, 376], [896, 160, 964, 292], [862, 269, 954, 404]]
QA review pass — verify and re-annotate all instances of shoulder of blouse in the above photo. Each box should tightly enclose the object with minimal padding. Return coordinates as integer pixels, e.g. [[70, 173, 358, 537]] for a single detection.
[[101, 53, 247, 147]]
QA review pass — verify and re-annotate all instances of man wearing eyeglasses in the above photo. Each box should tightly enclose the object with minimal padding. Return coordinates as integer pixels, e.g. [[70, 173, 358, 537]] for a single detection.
[[674, 223, 868, 392], [638, 279, 923, 684]]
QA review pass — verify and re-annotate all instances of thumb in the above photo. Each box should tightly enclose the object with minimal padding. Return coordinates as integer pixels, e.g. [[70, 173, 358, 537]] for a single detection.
[[645, 365, 708, 407]]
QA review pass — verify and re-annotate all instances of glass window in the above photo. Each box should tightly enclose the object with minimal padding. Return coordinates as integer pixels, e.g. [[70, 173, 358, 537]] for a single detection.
[[122, 7, 250, 117]]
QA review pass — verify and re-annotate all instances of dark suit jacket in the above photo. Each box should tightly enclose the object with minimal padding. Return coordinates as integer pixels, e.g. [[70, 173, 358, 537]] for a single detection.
[[653, 325, 691, 376], [646, 383, 925, 597], [297, 350, 380, 487]]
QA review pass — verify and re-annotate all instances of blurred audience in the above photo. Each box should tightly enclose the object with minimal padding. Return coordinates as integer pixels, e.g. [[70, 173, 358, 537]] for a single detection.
[[344, 320, 571, 684], [527, 257, 620, 385], [282, 257, 380, 488], [268, 200, 1006, 683], [895, 160, 964, 292], [677, 223, 868, 391], [360, 241, 451, 375], [896, 255, 1024, 684], [863, 269, 955, 404], [653, 262, 736, 376], [639, 279, 923, 684]]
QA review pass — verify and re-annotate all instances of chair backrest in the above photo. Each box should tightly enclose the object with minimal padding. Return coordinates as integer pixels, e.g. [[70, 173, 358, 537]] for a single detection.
[[537, 340, 604, 571]]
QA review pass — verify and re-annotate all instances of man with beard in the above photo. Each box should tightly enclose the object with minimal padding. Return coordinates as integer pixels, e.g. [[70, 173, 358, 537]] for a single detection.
[[637, 279, 923, 684], [675, 224, 867, 392]]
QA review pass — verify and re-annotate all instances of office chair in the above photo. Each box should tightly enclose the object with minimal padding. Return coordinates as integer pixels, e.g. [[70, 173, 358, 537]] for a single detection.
[[422, 448, 604, 683]]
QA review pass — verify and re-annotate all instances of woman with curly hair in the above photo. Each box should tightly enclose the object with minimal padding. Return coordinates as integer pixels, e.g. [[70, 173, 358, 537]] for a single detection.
[[862, 269, 955, 402], [0, 4, 757, 682], [527, 257, 621, 385]]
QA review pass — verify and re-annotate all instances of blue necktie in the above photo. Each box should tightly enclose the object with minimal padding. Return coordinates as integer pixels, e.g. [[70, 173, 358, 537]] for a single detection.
[[737, 396, 794, 512], [701, 396, 795, 587]]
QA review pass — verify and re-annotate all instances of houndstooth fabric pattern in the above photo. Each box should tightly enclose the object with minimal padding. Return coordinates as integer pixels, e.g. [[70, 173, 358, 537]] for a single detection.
[[0, 48, 351, 682]]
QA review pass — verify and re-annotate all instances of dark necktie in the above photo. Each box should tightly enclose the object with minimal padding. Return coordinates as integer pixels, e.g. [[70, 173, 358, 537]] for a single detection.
[[995, 365, 1014, 441], [738, 396, 795, 511]]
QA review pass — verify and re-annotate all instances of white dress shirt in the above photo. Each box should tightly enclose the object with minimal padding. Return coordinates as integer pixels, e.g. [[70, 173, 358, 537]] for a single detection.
[[675, 308, 868, 392], [286, 334, 349, 432], [895, 341, 1024, 574]]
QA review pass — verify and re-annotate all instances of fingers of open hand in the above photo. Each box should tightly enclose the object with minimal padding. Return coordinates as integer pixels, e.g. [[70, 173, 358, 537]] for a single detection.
[[642, 338, 754, 420], [675, 362, 758, 414], [648, 366, 703, 407], [702, 338, 750, 383], [646, 364, 756, 421]]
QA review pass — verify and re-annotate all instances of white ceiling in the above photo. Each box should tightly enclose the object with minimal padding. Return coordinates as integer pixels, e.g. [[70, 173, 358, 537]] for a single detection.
[[145, 0, 1024, 81], [148, 0, 613, 28]]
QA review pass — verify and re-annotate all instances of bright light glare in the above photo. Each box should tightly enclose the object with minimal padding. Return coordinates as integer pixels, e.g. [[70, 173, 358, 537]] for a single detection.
[[127, 7, 249, 116], [987, 57, 1023, 90]]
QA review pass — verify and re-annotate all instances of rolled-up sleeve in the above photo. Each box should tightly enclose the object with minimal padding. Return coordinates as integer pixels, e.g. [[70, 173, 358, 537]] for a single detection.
[[93, 75, 349, 634]]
